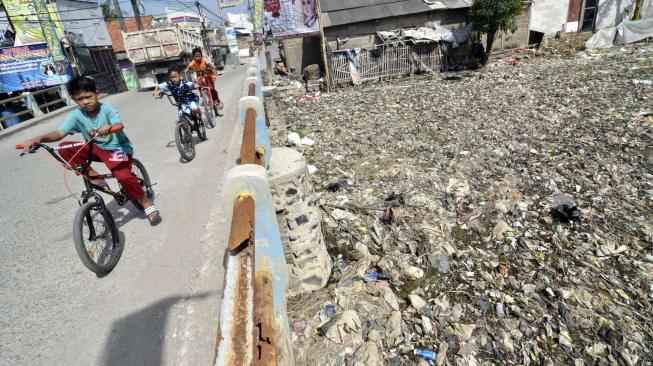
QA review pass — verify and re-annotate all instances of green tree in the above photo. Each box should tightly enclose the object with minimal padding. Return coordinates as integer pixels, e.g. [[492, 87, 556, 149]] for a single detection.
[[101, 0, 117, 20], [470, 0, 523, 63]]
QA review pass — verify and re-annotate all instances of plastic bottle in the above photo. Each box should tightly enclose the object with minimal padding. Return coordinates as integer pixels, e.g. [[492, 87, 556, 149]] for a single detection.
[[363, 270, 378, 282], [414, 349, 437, 361], [325, 304, 335, 317]]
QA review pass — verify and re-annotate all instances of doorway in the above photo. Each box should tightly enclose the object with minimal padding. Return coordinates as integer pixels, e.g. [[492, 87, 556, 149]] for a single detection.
[[580, 0, 598, 32]]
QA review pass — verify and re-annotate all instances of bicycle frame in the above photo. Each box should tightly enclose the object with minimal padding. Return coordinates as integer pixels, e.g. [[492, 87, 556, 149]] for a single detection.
[[196, 74, 216, 107], [192, 66, 217, 103], [163, 92, 197, 124], [27, 142, 129, 206]]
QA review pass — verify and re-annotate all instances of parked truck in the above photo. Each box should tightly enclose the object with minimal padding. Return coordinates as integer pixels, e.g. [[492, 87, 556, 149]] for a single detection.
[[123, 27, 205, 89]]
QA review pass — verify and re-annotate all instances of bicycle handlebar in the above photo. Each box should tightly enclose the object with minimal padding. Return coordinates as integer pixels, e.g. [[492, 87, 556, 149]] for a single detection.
[[159, 91, 179, 107], [194, 67, 214, 73], [107, 124, 123, 134], [16, 124, 123, 152]]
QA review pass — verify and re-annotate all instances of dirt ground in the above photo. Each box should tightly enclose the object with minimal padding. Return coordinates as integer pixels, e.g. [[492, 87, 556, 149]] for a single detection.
[[278, 43, 653, 366]]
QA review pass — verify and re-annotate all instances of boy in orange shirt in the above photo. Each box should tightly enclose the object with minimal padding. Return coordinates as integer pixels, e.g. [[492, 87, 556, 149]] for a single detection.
[[186, 48, 223, 111]]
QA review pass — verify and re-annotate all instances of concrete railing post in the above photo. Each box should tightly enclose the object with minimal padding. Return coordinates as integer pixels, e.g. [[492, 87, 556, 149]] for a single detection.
[[22, 92, 44, 117], [218, 165, 294, 366], [59, 85, 72, 106], [269, 147, 332, 294]]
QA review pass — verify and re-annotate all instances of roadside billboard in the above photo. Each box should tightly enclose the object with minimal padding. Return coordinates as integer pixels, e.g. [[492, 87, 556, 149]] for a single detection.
[[4, 0, 64, 47], [225, 27, 239, 53], [0, 43, 73, 93], [32, 0, 65, 60], [219, 0, 245, 8], [262, 0, 319, 38], [253, 0, 263, 33]]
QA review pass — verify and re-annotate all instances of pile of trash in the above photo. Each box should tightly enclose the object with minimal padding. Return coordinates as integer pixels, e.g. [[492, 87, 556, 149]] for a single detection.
[[279, 43, 653, 365]]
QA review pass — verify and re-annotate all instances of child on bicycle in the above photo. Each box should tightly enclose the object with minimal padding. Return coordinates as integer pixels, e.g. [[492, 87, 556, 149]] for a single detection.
[[19, 76, 161, 225], [153, 66, 203, 122], [185, 47, 223, 110]]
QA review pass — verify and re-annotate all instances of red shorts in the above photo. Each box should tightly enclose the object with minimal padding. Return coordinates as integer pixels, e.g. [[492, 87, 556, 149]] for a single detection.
[[58, 141, 145, 200]]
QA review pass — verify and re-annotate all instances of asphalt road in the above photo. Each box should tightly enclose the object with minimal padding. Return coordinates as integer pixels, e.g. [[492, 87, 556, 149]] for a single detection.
[[0, 65, 246, 365]]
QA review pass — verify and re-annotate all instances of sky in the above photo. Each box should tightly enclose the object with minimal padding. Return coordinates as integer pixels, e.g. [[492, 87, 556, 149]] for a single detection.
[[0, 0, 252, 43]]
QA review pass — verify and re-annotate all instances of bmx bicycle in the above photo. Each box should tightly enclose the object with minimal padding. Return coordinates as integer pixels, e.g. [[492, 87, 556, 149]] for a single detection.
[[16, 125, 154, 274], [194, 67, 221, 129], [159, 91, 207, 162]]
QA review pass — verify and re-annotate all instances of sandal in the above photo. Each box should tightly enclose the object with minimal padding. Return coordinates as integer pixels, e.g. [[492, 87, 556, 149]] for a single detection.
[[144, 205, 162, 226]]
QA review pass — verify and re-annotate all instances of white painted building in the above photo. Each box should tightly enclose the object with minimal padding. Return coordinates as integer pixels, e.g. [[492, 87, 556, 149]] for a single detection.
[[530, 0, 653, 35]]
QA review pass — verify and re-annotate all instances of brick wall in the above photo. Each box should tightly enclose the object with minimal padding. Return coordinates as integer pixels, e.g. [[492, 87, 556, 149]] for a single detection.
[[280, 36, 323, 75]]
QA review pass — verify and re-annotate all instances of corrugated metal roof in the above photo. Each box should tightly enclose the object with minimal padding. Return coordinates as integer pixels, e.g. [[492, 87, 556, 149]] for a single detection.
[[320, 0, 471, 27], [321, 0, 410, 13]]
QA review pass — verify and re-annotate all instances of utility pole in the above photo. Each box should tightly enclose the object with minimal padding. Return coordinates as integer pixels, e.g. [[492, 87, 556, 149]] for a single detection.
[[113, 0, 127, 32], [196, 1, 208, 52], [0, 2, 17, 40], [130, 0, 143, 30], [315, 0, 332, 91]]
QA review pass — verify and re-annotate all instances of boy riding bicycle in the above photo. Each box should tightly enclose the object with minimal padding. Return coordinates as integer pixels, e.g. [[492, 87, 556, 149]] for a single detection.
[[186, 47, 223, 110], [19, 76, 161, 225], [153, 66, 203, 121]]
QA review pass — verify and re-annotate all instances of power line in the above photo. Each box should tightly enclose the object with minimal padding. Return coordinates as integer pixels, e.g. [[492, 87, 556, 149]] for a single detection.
[[9, 12, 171, 23], [1, 0, 136, 16], [2, 0, 196, 18], [199, 3, 227, 22], [169, 0, 226, 25], [3, 1, 228, 27]]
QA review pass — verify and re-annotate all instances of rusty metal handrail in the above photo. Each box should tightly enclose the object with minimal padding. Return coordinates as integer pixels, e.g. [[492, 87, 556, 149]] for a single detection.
[[0, 109, 32, 124], [0, 94, 25, 106], [214, 54, 292, 366], [0, 85, 71, 130], [239, 83, 263, 166], [0, 94, 30, 127], [30, 85, 62, 96]]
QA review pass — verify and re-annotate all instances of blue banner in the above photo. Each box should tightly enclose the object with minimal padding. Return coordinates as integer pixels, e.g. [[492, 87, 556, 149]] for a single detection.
[[0, 43, 73, 93]]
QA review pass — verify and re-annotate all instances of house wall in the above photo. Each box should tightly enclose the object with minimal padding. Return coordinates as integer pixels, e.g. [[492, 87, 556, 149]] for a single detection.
[[492, 2, 532, 49], [532, 0, 653, 34], [531, 0, 570, 35], [567, 0, 582, 31], [324, 9, 469, 50], [281, 35, 322, 74]]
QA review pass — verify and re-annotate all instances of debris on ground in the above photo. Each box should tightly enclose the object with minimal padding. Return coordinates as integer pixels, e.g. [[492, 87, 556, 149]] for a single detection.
[[282, 42, 653, 365]]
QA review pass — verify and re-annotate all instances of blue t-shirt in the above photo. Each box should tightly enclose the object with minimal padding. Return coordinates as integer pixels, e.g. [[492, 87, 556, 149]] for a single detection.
[[158, 80, 199, 105], [58, 103, 133, 154]]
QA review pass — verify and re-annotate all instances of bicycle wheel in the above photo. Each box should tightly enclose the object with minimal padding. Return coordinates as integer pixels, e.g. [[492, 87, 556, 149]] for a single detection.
[[175, 119, 195, 161], [196, 117, 207, 141], [202, 93, 216, 129], [130, 158, 153, 211], [73, 201, 122, 274]]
